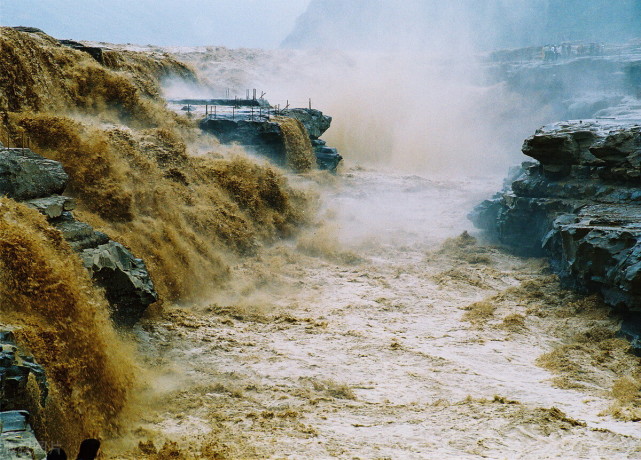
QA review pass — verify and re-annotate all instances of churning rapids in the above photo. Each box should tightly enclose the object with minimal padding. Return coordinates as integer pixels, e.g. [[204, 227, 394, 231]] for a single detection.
[[109, 168, 641, 459]]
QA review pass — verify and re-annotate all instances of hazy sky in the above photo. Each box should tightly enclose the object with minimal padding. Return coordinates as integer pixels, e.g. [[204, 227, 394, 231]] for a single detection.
[[0, 0, 311, 47]]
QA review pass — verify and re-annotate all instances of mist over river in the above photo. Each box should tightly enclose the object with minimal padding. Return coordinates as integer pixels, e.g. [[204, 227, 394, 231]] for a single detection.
[[3, 1, 641, 459], [104, 166, 641, 459]]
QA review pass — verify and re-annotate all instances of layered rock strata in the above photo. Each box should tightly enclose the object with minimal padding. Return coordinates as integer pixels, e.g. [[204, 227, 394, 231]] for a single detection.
[[472, 120, 641, 330], [0, 147, 157, 326]]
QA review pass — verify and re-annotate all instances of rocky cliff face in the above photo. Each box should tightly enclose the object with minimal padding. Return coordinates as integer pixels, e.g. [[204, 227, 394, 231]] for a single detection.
[[471, 119, 641, 346], [0, 145, 157, 326]]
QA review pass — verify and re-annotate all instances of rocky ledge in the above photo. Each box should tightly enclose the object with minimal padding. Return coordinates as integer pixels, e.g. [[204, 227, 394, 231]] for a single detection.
[[200, 107, 343, 172], [0, 146, 157, 326], [0, 331, 47, 459], [471, 119, 641, 347]]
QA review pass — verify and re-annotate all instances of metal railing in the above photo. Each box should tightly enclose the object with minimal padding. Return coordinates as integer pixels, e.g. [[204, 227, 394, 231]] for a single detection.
[[0, 125, 32, 150]]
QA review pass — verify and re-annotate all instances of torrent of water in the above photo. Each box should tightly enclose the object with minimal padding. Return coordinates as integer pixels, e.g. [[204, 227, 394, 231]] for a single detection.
[[105, 169, 641, 459]]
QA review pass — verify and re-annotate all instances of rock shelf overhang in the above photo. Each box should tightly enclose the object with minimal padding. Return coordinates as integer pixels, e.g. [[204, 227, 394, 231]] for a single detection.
[[472, 119, 641, 347]]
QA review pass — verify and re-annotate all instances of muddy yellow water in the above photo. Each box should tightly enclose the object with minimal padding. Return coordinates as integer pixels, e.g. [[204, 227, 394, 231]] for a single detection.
[[107, 169, 641, 459]]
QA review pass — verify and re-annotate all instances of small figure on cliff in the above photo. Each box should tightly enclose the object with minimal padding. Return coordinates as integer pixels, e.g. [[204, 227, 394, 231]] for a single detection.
[[47, 447, 67, 460], [76, 438, 100, 460]]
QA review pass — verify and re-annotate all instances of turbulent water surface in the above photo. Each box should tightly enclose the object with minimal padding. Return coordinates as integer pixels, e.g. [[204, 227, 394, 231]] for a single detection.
[[108, 169, 641, 459]]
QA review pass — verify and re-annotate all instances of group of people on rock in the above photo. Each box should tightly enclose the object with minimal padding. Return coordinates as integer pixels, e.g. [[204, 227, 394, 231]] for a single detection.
[[46, 438, 101, 460], [542, 42, 605, 61]]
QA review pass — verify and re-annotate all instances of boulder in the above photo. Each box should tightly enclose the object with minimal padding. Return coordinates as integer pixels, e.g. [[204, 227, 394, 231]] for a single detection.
[[25, 196, 75, 219], [59, 39, 106, 65], [200, 118, 286, 164], [315, 146, 343, 172], [10, 27, 45, 34], [0, 148, 68, 200], [81, 242, 158, 326], [0, 331, 47, 459]]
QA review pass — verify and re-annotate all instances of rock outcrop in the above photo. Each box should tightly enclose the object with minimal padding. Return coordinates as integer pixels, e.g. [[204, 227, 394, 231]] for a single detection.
[[280, 108, 332, 139], [0, 332, 47, 412], [81, 241, 158, 326], [0, 147, 157, 325], [59, 39, 106, 65], [200, 107, 342, 172], [471, 119, 641, 347], [281, 109, 343, 171], [0, 332, 47, 459], [0, 411, 46, 459], [0, 148, 68, 200]]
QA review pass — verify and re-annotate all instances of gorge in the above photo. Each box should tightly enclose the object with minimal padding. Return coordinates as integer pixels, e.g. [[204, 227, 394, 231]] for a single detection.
[[1, 3, 641, 458]]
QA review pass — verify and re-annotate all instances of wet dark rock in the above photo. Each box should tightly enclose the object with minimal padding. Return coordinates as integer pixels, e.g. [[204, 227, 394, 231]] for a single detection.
[[0, 329, 47, 458], [3, 148, 157, 326], [50, 211, 110, 251], [0, 148, 68, 200], [472, 119, 641, 350], [170, 98, 268, 107], [81, 241, 158, 326], [59, 39, 106, 64], [200, 118, 286, 164], [314, 146, 343, 172], [10, 26, 46, 34], [619, 312, 641, 354], [200, 108, 343, 172], [0, 410, 46, 459], [0, 332, 47, 411], [25, 196, 75, 219]]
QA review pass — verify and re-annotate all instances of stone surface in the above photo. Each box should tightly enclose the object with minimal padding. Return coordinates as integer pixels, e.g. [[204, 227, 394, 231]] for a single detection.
[[472, 119, 641, 348], [314, 146, 343, 172], [0, 411, 46, 460], [0, 148, 68, 200], [200, 111, 343, 172], [0, 331, 47, 412], [59, 39, 106, 64], [200, 118, 286, 164], [279, 108, 332, 139], [0, 148, 157, 326], [10, 27, 45, 34], [169, 98, 269, 107], [0, 331, 47, 459], [26, 196, 75, 219], [51, 211, 110, 251], [81, 241, 158, 326]]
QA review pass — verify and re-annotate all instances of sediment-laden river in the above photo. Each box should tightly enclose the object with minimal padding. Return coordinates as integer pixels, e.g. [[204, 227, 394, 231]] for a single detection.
[[106, 168, 641, 459]]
